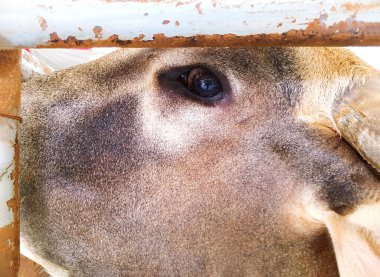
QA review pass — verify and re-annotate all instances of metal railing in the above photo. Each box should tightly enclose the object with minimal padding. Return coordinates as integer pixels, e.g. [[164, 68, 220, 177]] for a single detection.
[[1, 1, 380, 276], [0, 0, 380, 48]]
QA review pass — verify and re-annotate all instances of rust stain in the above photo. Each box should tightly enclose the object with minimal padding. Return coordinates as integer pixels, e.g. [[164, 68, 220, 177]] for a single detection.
[[341, 1, 380, 12], [0, 224, 19, 277], [49, 32, 62, 42], [0, 49, 21, 277], [42, 18, 380, 48], [92, 26, 103, 39], [38, 17, 48, 31], [162, 20, 170, 25], [175, 20, 180, 26], [135, 34, 145, 40], [108, 34, 119, 42], [18, 255, 47, 277], [195, 2, 203, 15]]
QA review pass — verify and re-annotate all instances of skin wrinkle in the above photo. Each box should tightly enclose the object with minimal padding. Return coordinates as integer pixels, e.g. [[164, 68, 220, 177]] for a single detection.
[[20, 48, 380, 277]]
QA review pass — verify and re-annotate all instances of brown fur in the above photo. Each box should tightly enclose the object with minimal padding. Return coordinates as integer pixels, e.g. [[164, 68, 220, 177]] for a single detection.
[[20, 48, 380, 276]]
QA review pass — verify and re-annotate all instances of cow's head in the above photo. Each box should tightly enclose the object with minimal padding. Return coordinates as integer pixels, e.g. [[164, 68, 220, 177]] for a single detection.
[[21, 48, 380, 276]]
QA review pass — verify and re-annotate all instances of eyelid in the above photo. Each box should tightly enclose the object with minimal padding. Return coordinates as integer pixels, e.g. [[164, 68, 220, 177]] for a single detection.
[[158, 65, 233, 105], [164, 68, 192, 80]]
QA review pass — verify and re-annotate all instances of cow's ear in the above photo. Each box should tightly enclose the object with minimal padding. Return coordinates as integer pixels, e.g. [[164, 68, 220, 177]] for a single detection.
[[332, 77, 380, 173], [325, 76, 380, 277]]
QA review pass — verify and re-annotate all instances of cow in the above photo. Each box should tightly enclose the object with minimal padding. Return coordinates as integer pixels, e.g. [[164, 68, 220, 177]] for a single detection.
[[20, 48, 380, 276]]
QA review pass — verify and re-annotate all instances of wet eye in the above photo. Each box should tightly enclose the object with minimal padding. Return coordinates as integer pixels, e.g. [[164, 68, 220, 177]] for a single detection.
[[178, 68, 223, 99]]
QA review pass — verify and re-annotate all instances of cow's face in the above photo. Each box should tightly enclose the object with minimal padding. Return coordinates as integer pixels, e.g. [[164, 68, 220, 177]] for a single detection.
[[21, 48, 380, 277]]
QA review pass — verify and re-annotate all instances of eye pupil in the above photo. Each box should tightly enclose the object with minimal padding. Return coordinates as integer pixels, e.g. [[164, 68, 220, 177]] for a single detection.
[[181, 68, 223, 99], [192, 76, 221, 97]]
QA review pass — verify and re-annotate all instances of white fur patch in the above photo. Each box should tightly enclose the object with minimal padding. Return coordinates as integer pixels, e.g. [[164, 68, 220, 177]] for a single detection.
[[348, 203, 380, 236], [140, 93, 206, 154], [303, 190, 380, 277], [324, 211, 380, 277]]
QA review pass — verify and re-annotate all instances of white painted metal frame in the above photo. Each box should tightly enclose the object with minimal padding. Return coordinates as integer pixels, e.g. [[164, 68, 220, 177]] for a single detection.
[[0, 0, 380, 48], [1, 1, 380, 276]]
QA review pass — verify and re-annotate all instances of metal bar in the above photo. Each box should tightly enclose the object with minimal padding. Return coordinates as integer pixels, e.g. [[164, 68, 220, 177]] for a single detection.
[[0, 50, 21, 277], [19, 255, 47, 277], [1, 0, 380, 48]]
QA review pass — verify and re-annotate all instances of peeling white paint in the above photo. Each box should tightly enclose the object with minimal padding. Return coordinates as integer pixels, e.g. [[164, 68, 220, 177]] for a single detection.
[[0, 118, 17, 228], [0, 0, 380, 48]]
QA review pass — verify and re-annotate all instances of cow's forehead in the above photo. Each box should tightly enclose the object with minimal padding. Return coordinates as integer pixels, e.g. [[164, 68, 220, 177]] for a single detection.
[[104, 47, 294, 75], [35, 47, 300, 108]]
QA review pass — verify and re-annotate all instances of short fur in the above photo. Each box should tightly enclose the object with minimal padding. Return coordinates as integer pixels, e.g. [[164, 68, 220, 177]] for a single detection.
[[21, 48, 380, 276]]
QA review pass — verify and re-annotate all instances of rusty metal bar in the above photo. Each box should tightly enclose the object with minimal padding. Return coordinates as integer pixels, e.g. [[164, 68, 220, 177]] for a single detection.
[[0, 50, 21, 277], [0, 0, 380, 48]]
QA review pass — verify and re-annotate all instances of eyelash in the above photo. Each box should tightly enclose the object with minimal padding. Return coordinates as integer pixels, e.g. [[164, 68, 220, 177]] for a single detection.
[[158, 66, 230, 104]]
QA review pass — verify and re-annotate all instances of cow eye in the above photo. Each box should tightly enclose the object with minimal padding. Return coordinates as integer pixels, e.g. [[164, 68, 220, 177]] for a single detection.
[[178, 68, 223, 100]]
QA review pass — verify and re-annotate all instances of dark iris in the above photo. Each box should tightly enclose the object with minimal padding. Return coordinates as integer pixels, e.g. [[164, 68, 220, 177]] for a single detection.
[[179, 68, 223, 99]]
